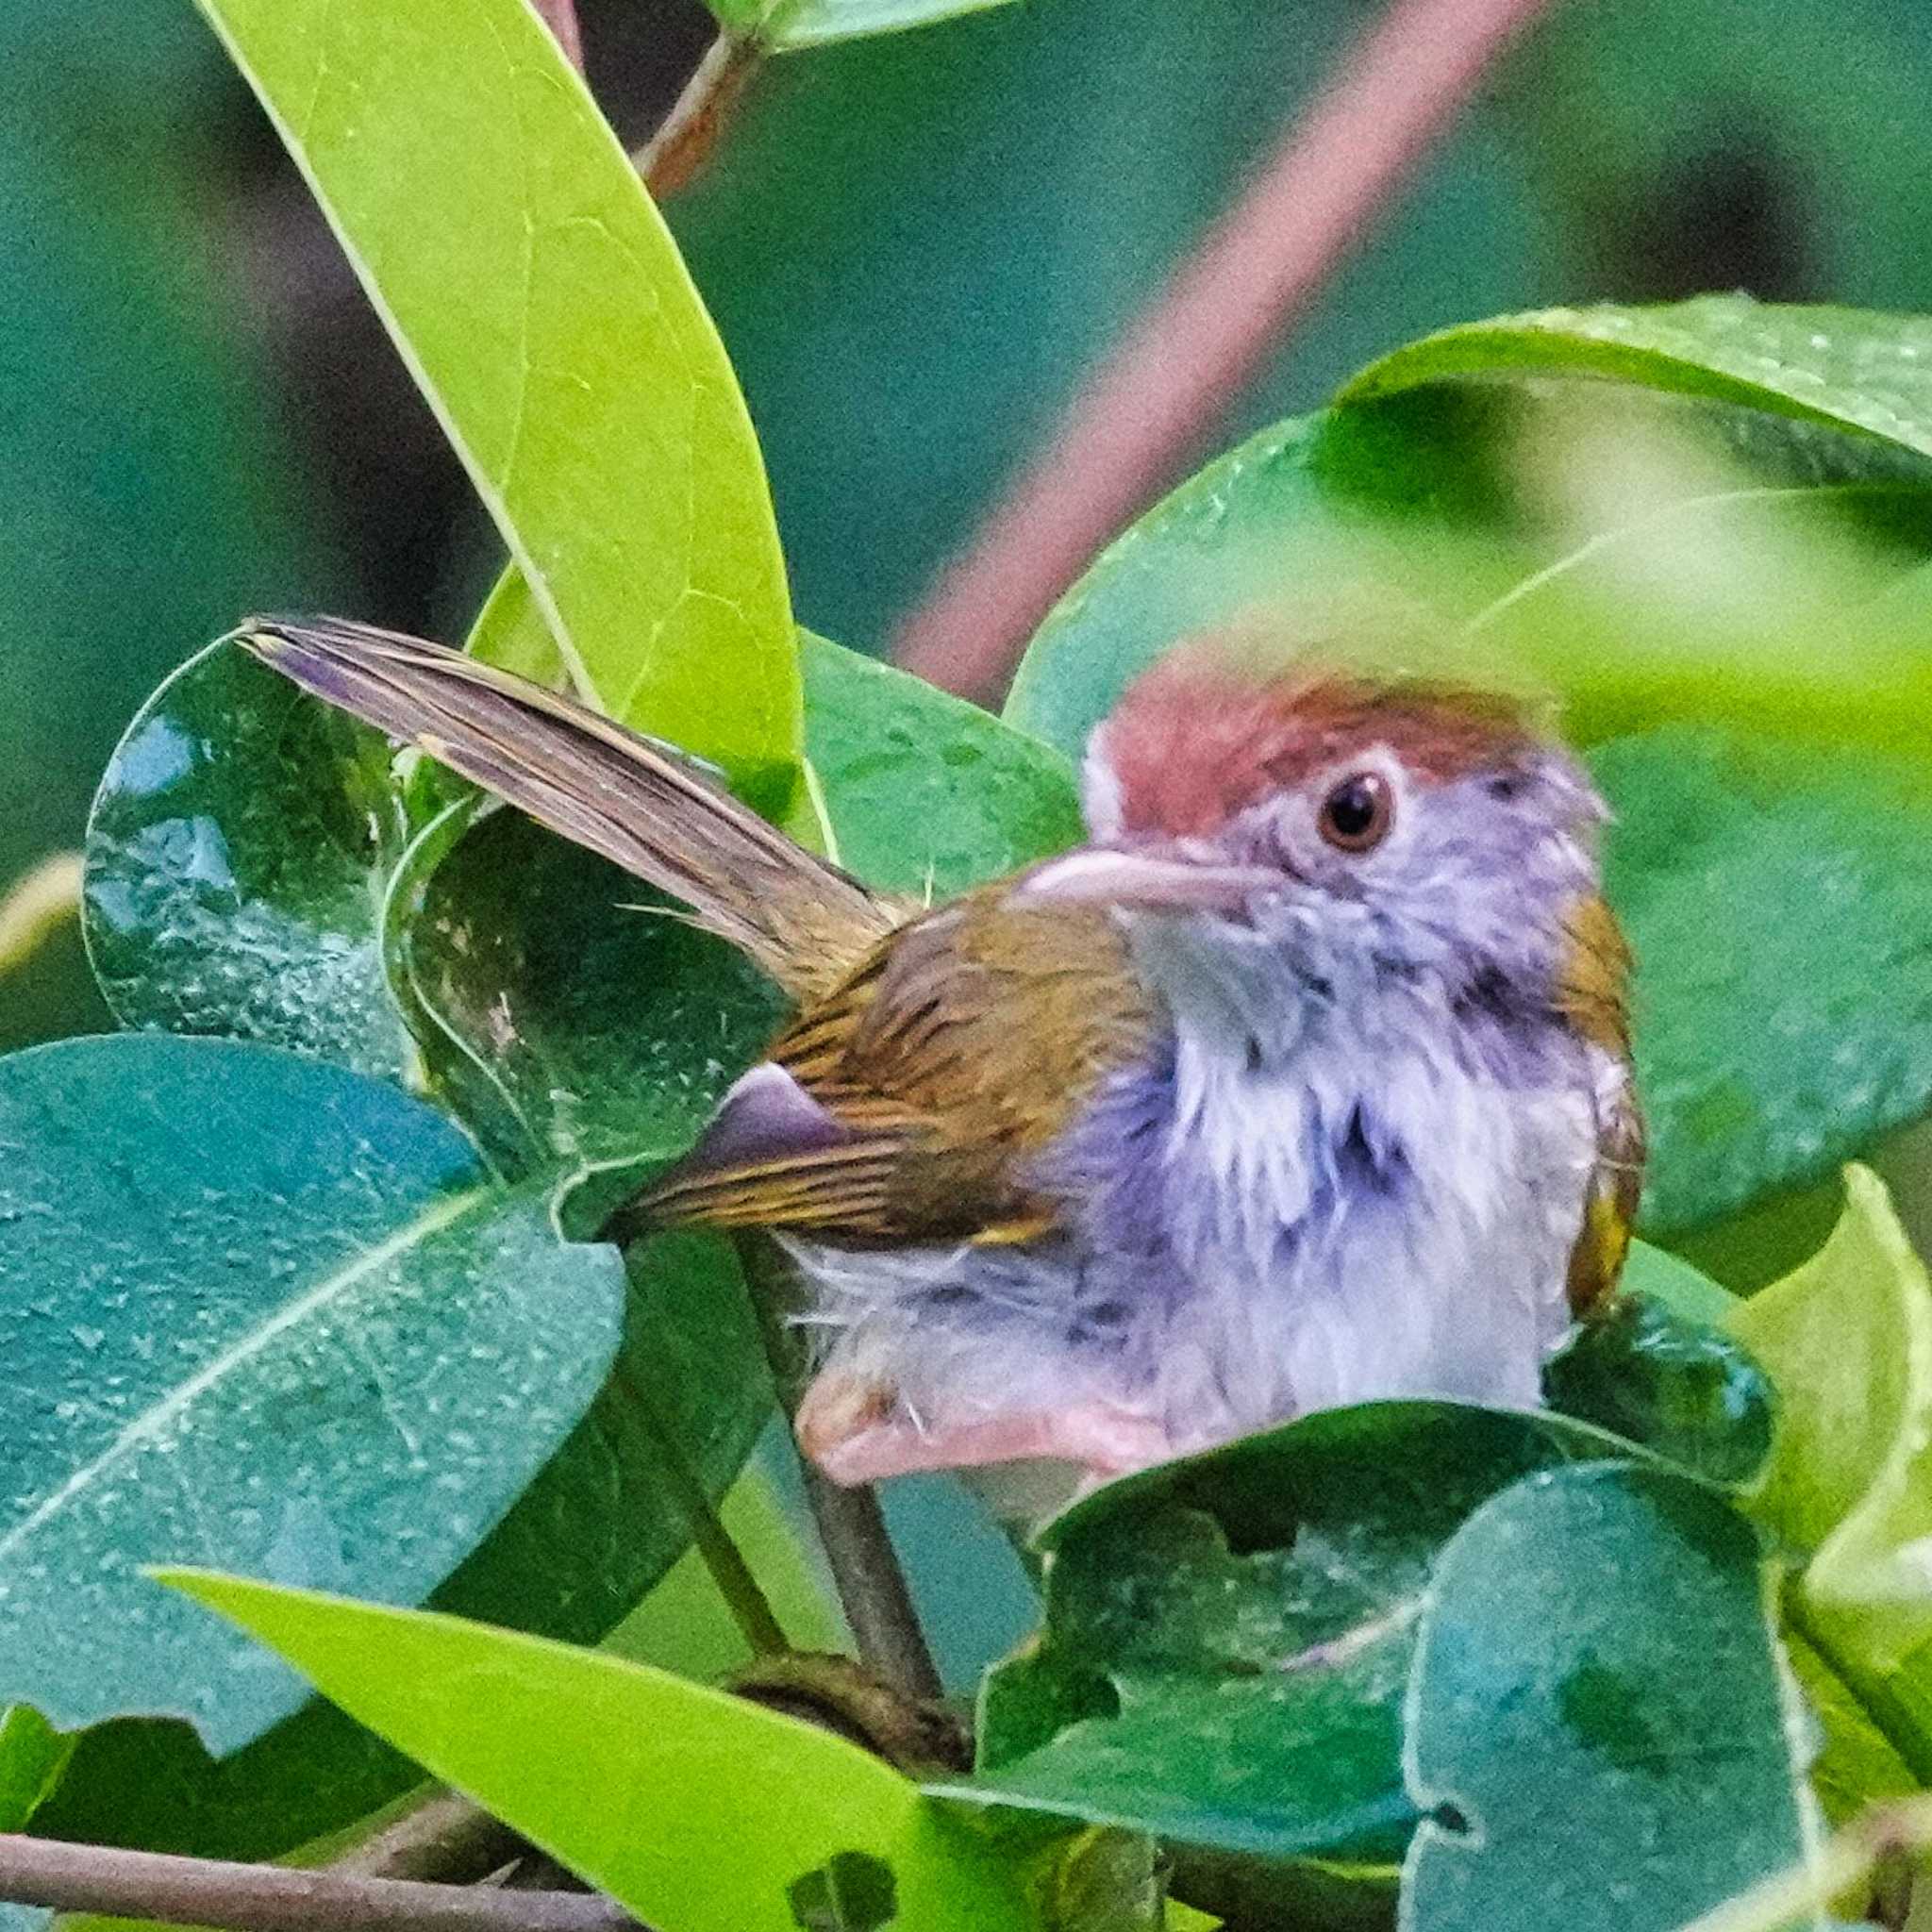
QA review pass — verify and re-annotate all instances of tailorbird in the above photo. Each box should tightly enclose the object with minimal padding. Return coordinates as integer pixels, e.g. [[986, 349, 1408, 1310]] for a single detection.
[[241, 618, 1641, 1492]]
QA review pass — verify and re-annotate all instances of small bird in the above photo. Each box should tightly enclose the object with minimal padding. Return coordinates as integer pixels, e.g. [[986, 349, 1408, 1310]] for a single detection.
[[242, 618, 1641, 1492]]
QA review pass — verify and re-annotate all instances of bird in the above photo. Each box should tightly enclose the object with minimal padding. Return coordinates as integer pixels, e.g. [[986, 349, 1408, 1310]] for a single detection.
[[239, 615, 1641, 1495]]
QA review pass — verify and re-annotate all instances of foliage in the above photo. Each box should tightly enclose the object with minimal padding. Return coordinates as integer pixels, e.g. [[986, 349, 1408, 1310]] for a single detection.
[[3, 0, 1932, 1925]]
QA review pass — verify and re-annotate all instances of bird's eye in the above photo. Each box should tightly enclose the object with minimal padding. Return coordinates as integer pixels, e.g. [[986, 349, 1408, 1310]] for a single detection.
[[1317, 772, 1394, 853]]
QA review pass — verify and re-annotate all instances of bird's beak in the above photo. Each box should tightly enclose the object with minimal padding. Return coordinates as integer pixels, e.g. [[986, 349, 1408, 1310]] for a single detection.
[[1017, 847, 1280, 914]]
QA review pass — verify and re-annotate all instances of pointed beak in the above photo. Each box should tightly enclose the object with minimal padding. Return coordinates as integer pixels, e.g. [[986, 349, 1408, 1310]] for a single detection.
[[1017, 847, 1281, 914]]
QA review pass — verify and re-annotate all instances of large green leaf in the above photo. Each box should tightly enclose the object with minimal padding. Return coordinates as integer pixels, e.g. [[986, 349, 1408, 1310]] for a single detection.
[[382, 799, 783, 1180], [1003, 379, 1932, 1236], [1727, 1166, 1932, 1786], [0, 1034, 624, 1748], [1541, 1253, 1770, 1485], [1595, 730, 1932, 1234], [1002, 380, 1932, 761], [1400, 1464, 1821, 1932], [83, 641, 413, 1082], [192, 0, 800, 809], [164, 1573, 1038, 1932], [1344, 297, 1932, 459], [800, 634, 1083, 895], [946, 1403, 1638, 1910], [28, 1227, 767, 1864]]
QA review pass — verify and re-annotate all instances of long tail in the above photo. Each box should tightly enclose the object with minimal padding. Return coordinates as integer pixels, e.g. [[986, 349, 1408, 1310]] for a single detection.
[[235, 615, 896, 1000]]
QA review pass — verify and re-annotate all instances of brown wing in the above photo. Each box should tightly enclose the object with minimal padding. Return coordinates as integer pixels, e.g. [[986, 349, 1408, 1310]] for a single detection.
[[635, 890, 1158, 1246], [1557, 892, 1645, 1317]]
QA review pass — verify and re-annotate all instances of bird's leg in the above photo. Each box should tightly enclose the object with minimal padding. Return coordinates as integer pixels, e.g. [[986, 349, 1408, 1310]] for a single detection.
[[797, 1371, 1175, 1486]]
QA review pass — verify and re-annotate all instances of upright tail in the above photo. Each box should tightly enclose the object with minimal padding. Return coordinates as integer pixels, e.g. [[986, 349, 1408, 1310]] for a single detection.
[[236, 615, 897, 1000]]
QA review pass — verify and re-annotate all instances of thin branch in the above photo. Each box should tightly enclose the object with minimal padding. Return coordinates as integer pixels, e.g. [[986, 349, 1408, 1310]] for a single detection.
[[634, 35, 763, 201], [608, 1346, 791, 1658], [891, 0, 1561, 701], [529, 0, 585, 75], [0, 1835, 640, 1932], [0, 852, 82, 980], [796, 1468, 944, 1703], [731, 1235, 944, 1703]]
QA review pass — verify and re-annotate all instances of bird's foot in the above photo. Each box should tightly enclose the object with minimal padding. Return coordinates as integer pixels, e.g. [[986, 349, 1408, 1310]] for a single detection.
[[796, 1373, 1174, 1487]]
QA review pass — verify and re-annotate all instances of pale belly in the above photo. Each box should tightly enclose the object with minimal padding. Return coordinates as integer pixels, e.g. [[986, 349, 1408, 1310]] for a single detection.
[[787, 1032, 1602, 1460]]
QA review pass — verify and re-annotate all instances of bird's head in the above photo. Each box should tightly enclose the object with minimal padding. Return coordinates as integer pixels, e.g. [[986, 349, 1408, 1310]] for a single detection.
[[1020, 641, 1609, 1032]]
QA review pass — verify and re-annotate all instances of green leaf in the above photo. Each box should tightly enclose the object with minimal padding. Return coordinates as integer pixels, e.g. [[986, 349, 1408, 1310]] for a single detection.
[[1542, 1251, 1770, 1484], [162, 1573, 1038, 1932], [1400, 1463, 1821, 1932], [0, 1708, 73, 1832], [801, 633, 1083, 896], [83, 641, 413, 1081], [28, 1248, 765, 1867], [1731, 1168, 1932, 1646], [0, 1034, 624, 1751], [1724, 1167, 1932, 1789], [945, 1404, 1635, 1902], [1342, 297, 1932, 459], [1594, 730, 1932, 1235], [1002, 379, 1932, 1236], [192, 0, 800, 807], [1003, 379, 1932, 765], [727, 0, 1024, 53], [382, 797, 783, 1179]]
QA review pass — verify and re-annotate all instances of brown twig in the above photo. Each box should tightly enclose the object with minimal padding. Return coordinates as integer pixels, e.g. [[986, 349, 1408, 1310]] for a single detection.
[[528, 0, 585, 74], [891, 0, 1562, 701], [0, 1835, 640, 1932], [731, 1235, 944, 1703], [634, 35, 762, 201]]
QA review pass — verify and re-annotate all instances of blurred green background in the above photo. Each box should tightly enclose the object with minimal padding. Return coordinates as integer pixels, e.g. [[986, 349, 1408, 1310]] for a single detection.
[[6, 0, 1930, 1678]]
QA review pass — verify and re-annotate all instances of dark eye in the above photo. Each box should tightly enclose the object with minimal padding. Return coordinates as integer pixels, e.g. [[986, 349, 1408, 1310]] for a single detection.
[[1317, 772, 1394, 853]]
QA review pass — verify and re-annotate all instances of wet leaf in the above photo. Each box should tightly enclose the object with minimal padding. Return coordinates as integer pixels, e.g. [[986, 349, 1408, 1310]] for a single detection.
[[383, 798, 783, 1179], [1401, 1464, 1820, 1932], [83, 641, 412, 1082], [1003, 379, 1932, 1236], [1594, 730, 1932, 1235], [193, 0, 801, 808], [1344, 297, 1932, 459], [943, 1404, 1634, 1901], [22, 1235, 768, 1866], [0, 1034, 621, 1751], [1542, 1250, 1770, 1485], [801, 634, 1083, 896], [163, 1573, 1039, 1932]]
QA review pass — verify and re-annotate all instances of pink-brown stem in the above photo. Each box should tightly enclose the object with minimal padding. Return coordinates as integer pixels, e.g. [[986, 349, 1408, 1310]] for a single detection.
[[529, 0, 585, 74], [891, 0, 1562, 701]]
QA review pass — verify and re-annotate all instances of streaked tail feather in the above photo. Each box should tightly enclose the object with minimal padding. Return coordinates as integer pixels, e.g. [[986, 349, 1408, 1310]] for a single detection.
[[235, 615, 897, 999]]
